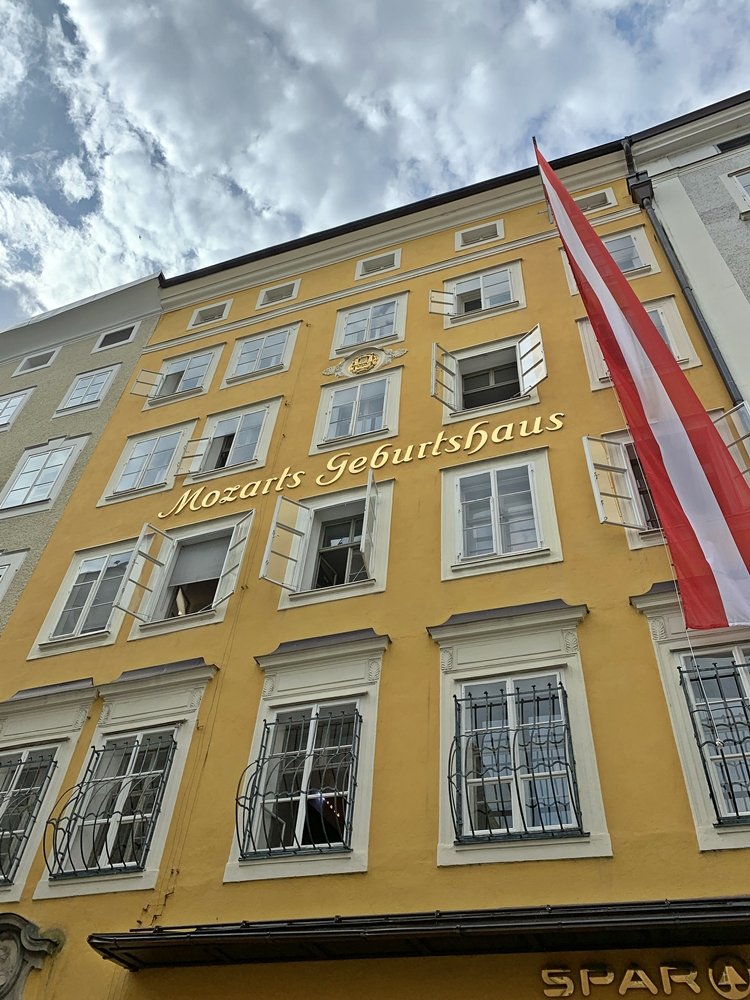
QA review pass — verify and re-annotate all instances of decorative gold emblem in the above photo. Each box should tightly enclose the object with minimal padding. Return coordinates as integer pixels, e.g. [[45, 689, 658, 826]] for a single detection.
[[347, 352, 381, 375], [709, 958, 750, 999], [323, 347, 407, 379]]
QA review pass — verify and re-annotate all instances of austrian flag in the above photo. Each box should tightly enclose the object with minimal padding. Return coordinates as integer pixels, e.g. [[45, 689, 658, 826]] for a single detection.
[[535, 145, 750, 630]]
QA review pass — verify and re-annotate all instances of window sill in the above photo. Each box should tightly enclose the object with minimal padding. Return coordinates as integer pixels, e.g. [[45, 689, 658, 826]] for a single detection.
[[739, 208, 750, 221], [314, 425, 392, 453], [445, 394, 534, 424], [334, 333, 400, 356], [289, 578, 377, 601], [437, 830, 611, 866], [53, 401, 104, 418], [131, 608, 223, 640], [38, 628, 110, 649], [224, 363, 286, 386], [100, 482, 172, 507], [451, 546, 551, 572], [34, 866, 158, 899], [146, 386, 205, 408], [224, 848, 367, 882], [449, 300, 522, 326], [0, 500, 52, 520], [185, 459, 261, 484]]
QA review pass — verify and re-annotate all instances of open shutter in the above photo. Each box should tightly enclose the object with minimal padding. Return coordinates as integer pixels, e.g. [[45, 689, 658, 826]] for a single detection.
[[429, 290, 454, 316], [113, 523, 177, 622], [713, 402, 750, 479], [260, 496, 313, 592], [213, 511, 254, 608], [177, 437, 209, 477], [360, 471, 380, 574], [431, 342, 458, 411], [130, 370, 162, 398], [517, 324, 547, 394], [582, 437, 648, 530]]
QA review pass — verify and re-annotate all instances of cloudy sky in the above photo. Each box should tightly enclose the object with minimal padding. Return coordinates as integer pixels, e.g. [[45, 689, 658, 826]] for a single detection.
[[1, 0, 749, 331]]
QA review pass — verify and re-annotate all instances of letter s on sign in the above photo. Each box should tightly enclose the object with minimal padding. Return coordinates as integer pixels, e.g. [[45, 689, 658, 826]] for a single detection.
[[543, 969, 575, 998]]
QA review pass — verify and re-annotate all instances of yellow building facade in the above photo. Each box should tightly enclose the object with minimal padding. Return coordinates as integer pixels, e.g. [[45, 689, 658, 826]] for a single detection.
[[1, 132, 749, 1000]]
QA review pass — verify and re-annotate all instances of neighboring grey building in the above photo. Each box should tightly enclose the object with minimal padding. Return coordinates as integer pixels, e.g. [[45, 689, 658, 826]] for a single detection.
[[631, 91, 750, 402], [0, 276, 161, 630]]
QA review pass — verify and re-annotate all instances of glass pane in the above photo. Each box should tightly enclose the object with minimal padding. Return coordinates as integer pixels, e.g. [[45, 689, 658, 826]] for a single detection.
[[257, 331, 288, 369], [496, 466, 538, 552], [481, 269, 512, 308], [460, 473, 494, 557], [228, 411, 265, 466], [354, 379, 386, 434], [327, 387, 357, 438], [234, 340, 261, 376], [342, 308, 370, 346], [607, 234, 642, 271], [51, 556, 105, 637]]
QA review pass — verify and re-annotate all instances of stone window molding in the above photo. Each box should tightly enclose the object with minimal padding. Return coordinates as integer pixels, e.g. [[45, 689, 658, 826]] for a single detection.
[[0, 912, 60, 1000]]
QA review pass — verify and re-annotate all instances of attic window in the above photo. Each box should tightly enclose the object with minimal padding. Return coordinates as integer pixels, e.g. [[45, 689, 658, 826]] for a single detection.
[[717, 134, 750, 153], [257, 281, 300, 308], [574, 189, 615, 212], [455, 220, 504, 250], [355, 251, 401, 279], [95, 326, 136, 351], [188, 301, 232, 329], [13, 350, 57, 376]]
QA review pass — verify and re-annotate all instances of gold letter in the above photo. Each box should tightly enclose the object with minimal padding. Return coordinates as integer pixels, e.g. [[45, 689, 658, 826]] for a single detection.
[[392, 445, 414, 464], [316, 452, 350, 487], [286, 471, 305, 489], [581, 968, 615, 996], [444, 434, 463, 454], [491, 422, 514, 443], [219, 485, 240, 504], [201, 489, 221, 508], [417, 441, 433, 459], [431, 431, 448, 456], [464, 420, 489, 455], [660, 965, 700, 995], [618, 968, 658, 995], [369, 444, 391, 470], [157, 488, 201, 519], [189, 488, 205, 511], [239, 480, 260, 499], [543, 969, 575, 998], [261, 477, 278, 495], [348, 455, 368, 474], [546, 412, 565, 431], [274, 467, 291, 491], [519, 416, 544, 437]]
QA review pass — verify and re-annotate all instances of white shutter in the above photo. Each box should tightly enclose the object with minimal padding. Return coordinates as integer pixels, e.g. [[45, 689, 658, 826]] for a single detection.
[[213, 511, 254, 608], [113, 523, 177, 622], [429, 290, 455, 316], [360, 471, 380, 574], [259, 496, 313, 592], [130, 370, 162, 398], [582, 437, 648, 530], [713, 402, 750, 479], [177, 437, 209, 476], [431, 342, 458, 411], [517, 324, 547, 394]]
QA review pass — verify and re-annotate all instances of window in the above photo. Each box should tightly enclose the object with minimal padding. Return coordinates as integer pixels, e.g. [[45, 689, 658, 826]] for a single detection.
[[237, 701, 361, 857], [355, 250, 401, 278], [37, 660, 215, 897], [181, 399, 280, 478], [313, 370, 401, 451], [0, 389, 32, 431], [256, 280, 300, 308], [561, 227, 657, 295], [49, 547, 133, 641], [226, 628, 386, 882], [0, 551, 27, 604], [13, 349, 58, 377], [56, 366, 118, 413], [455, 218, 504, 250], [717, 134, 750, 153], [0, 748, 57, 884], [0, 437, 87, 515], [573, 188, 616, 213], [188, 300, 231, 329], [118, 512, 253, 632], [106, 425, 190, 498], [431, 326, 547, 419], [441, 450, 562, 580], [224, 325, 297, 383], [93, 325, 136, 352], [577, 296, 698, 389], [333, 294, 407, 353], [261, 477, 393, 607], [429, 261, 525, 324], [429, 600, 611, 866], [722, 168, 750, 219], [131, 348, 221, 403], [451, 674, 583, 841]]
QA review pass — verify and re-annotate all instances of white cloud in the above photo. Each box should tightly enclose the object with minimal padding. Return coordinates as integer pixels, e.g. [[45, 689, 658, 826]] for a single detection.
[[0, 0, 38, 103], [55, 157, 95, 202]]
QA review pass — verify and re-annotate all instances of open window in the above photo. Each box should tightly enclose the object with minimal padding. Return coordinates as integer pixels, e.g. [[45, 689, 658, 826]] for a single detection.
[[131, 349, 220, 403], [117, 513, 253, 627], [178, 399, 280, 478], [582, 436, 650, 531], [429, 261, 524, 322], [431, 326, 546, 415], [714, 402, 750, 480]]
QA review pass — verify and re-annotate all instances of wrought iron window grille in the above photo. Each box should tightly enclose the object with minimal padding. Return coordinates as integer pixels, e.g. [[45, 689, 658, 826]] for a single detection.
[[43, 731, 176, 879], [449, 679, 584, 843], [236, 705, 361, 859], [680, 659, 750, 825], [0, 749, 57, 884]]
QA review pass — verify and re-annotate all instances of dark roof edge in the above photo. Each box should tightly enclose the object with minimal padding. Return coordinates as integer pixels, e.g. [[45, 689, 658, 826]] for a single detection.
[[629, 88, 750, 143]]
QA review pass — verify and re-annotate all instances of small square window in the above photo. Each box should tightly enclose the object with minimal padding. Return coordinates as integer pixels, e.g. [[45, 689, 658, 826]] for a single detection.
[[722, 168, 750, 219], [354, 250, 401, 279], [455, 219, 504, 250], [224, 326, 297, 384], [573, 188, 616, 213], [56, 366, 118, 413], [93, 326, 136, 352], [187, 301, 232, 329], [0, 389, 32, 431], [0, 550, 27, 604], [256, 280, 300, 309], [430, 261, 525, 324], [13, 349, 58, 377]]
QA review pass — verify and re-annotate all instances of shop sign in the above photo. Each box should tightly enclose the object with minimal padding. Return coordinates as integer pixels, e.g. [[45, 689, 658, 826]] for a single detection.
[[542, 956, 750, 998]]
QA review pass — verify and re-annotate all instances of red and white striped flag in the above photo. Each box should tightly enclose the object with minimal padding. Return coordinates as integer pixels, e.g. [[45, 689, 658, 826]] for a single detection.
[[535, 144, 750, 629]]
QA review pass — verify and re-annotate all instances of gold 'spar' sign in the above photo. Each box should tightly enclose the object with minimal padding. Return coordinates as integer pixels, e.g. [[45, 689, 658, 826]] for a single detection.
[[158, 412, 565, 519], [543, 957, 750, 998]]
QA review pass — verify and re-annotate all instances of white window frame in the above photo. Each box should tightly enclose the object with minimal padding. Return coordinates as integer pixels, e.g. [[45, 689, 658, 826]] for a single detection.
[[121, 511, 254, 640], [92, 324, 138, 353], [0, 550, 27, 604], [577, 296, 699, 391], [132, 347, 222, 405], [0, 388, 33, 432], [454, 218, 505, 251], [354, 249, 401, 279], [181, 397, 281, 481], [0, 436, 88, 519], [430, 260, 525, 327], [331, 293, 407, 356], [187, 300, 232, 330], [441, 448, 562, 580], [256, 279, 300, 309], [572, 187, 617, 213], [429, 602, 611, 866], [431, 328, 546, 424], [261, 478, 394, 610], [721, 167, 750, 220], [311, 369, 402, 454], [100, 422, 194, 503], [223, 324, 299, 386], [12, 348, 59, 378], [0, 678, 95, 903], [29, 538, 138, 660], [55, 364, 119, 415], [35, 661, 216, 899], [561, 226, 659, 295], [631, 588, 750, 852], [225, 631, 386, 882]]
